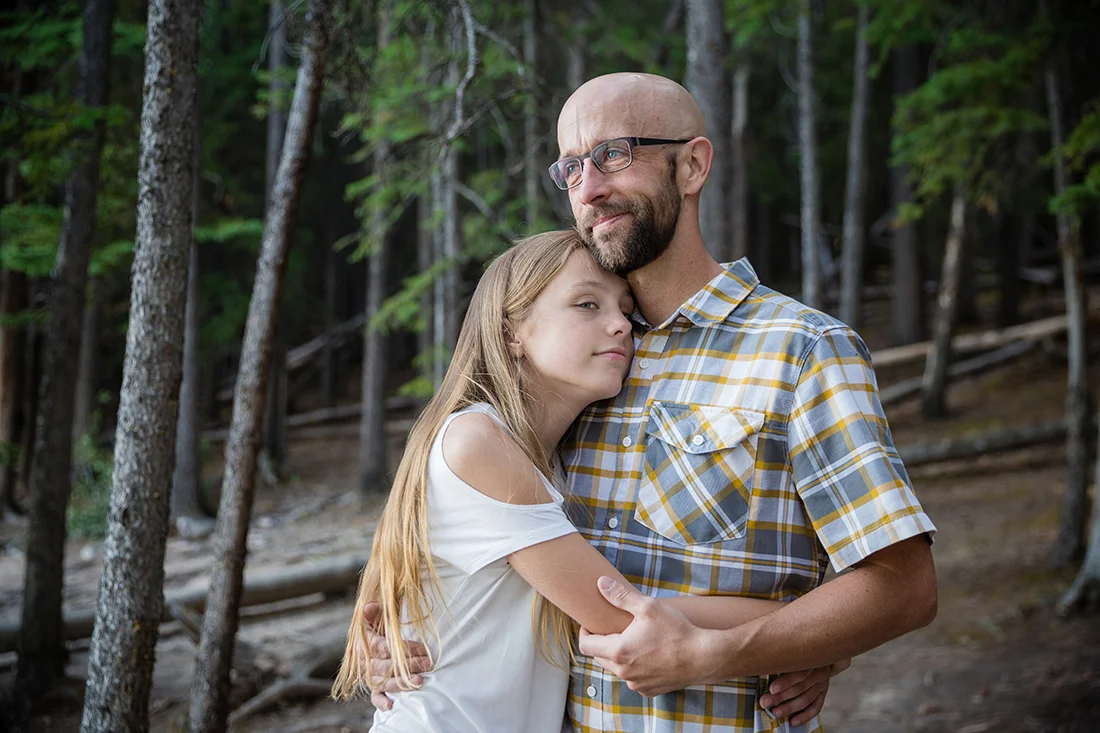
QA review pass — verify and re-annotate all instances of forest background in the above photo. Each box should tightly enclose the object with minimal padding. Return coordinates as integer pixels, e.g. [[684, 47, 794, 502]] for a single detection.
[[3, 0, 1100, 731]]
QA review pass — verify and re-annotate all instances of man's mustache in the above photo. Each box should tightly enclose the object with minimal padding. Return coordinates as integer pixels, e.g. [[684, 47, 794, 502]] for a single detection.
[[580, 205, 635, 231]]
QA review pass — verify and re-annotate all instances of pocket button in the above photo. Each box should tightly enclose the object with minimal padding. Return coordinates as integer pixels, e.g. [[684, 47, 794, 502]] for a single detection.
[[691, 434, 705, 446]]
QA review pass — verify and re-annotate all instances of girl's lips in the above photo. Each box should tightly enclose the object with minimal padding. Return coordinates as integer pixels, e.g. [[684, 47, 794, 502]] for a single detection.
[[597, 349, 627, 362]]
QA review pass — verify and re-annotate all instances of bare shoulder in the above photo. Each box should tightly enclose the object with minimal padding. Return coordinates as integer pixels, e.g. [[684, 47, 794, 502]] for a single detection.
[[441, 411, 551, 506]]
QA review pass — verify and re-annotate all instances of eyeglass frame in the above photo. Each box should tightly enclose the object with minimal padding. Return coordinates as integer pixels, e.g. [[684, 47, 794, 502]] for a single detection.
[[548, 136, 693, 191]]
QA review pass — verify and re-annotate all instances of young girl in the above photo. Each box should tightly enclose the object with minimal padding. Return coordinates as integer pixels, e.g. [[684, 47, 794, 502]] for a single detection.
[[332, 230, 795, 732]]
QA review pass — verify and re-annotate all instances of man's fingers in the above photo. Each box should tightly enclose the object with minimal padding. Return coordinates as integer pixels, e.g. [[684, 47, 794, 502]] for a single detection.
[[577, 629, 619, 659], [789, 684, 829, 726], [363, 601, 383, 629], [370, 689, 392, 711], [830, 658, 852, 676], [768, 682, 825, 722], [369, 635, 392, 660]]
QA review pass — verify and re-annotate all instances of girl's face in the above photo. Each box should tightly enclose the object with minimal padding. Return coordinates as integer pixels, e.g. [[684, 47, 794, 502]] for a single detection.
[[513, 248, 635, 407]]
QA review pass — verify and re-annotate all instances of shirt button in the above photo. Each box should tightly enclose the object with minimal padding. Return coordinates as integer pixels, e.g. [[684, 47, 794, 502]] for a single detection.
[[639, 358, 650, 369], [622, 436, 633, 448], [586, 685, 598, 698], [608, 516, 619, 529], [691, 434, 705, 446]]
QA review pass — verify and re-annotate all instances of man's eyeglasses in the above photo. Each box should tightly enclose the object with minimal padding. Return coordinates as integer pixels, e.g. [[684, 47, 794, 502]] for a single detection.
[[548, 137, 691, 191]]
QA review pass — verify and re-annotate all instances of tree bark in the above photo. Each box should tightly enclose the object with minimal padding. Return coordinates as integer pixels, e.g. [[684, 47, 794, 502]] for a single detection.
[[523, 0, 539, 230], [652, 0, 684, 70], [77, 0, 198, 730], [359, 2, 392, 496], [839, 3, 871, 329], [72, 298, 99, 442], [262, 0, 289, 479], [685, 0, 730, 260], [1044, 50, 1089, 568], [417, 195, 433, 381], [172, 84, 210, 530], [730, 63, 749, 262], [17, 323, 41, 510], [187, 2, 330, 730], [920, 190, 968, 419], [993, 213, 1021, 328], [797, 0, 821, 309], [0, 268, 26, 516], [889, 45, 924, 344], [17, 0, 115, 705]]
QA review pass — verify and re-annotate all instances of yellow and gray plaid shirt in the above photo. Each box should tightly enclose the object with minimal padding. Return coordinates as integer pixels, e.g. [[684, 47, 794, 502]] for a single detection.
[[561, 259, 935, 733]]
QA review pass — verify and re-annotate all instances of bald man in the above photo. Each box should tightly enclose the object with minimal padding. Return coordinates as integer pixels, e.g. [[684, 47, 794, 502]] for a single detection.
[[543, 72, 938, 732], [365, 73, 937, 733]]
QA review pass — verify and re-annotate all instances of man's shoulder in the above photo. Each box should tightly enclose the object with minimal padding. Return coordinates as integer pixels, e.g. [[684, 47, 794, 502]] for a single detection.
[[733, 282, 848, 337]]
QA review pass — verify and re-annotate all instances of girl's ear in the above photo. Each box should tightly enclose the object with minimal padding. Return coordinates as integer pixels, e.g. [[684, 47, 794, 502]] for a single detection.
[[504, 321, 525, 358]]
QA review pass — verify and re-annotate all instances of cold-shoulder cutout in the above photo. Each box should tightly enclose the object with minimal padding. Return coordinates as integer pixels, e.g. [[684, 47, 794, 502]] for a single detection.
[[441, 411, 554, 506]]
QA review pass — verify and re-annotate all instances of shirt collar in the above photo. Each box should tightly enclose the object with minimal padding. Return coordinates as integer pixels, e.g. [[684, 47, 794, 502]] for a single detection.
[[642, 257, 759, 330]]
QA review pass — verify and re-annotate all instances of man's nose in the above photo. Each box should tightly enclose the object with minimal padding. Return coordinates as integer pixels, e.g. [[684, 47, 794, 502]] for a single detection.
[[575, 158, 611, 206]]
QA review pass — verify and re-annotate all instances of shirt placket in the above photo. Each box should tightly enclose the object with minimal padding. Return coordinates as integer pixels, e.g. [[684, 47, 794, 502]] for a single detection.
[[595, 327, 668, 729]]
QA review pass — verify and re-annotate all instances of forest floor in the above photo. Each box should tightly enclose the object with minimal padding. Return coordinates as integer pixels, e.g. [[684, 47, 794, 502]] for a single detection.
[[4, 303, 1100, 732]]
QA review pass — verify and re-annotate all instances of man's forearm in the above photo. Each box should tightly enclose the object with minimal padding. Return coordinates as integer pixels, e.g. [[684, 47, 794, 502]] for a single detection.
[[694, 536, 937, 682]]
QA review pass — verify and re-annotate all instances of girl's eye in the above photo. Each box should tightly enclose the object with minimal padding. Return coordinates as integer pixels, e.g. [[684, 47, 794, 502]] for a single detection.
[[577, 301, 598, 310]]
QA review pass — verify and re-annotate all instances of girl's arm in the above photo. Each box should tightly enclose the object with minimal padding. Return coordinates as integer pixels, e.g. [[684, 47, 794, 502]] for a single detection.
[[444, 413, 784, 635]]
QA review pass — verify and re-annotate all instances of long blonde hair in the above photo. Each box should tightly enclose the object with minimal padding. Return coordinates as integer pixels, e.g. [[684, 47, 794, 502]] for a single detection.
[[332, 230, 585, 700]]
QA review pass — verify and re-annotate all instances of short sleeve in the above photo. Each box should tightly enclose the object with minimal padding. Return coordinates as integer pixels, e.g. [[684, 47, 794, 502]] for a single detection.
[[427, 450, 579, 575], [788, 326, 936, 572]]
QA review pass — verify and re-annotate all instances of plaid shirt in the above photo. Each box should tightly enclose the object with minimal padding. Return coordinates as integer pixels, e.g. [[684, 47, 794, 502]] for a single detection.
[[561, 259, 935, 733]]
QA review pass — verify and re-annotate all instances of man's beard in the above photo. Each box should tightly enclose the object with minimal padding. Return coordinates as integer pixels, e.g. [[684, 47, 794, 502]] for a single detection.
[[578, 167, 681, 276]]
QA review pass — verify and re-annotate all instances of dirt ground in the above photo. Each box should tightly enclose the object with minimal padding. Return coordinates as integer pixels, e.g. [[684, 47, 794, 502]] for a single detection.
[[4, 332, 1100, 732]]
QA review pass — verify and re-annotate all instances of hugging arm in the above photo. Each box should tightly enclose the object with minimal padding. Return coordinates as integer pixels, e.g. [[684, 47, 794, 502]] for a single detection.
[[364, 412, 846, 718]]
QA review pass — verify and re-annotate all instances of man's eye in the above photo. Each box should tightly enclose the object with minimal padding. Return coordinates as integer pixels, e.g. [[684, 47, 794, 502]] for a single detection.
[[565, 161, 580, 176], [606, 149, 621, 159]]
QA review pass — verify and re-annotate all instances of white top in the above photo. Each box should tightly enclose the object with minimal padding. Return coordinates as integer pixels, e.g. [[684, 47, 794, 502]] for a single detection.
[[371, 403, 578, 733]]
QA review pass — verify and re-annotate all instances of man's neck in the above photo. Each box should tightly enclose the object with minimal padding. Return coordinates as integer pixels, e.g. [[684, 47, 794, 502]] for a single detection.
[[627, 241, 724, 327]]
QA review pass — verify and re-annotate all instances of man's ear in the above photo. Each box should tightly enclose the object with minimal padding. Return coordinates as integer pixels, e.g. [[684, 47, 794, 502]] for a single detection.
[[680, 137, 713, 197]]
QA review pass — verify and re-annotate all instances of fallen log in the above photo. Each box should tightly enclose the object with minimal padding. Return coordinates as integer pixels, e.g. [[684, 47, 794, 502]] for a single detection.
[[228, 677, 335, 724], [0, 552, 368, 654], [201, 416, 417, 443], [879, 340, 1038, 407], [897, 417, 1089, 467], [870, 312, 1079, 369]]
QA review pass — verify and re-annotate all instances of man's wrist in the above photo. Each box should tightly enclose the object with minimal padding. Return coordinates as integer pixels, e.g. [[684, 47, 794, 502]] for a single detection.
[[687, 626, 733, 685]]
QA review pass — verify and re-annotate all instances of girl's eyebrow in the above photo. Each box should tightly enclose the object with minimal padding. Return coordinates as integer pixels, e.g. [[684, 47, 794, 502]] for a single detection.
[[567, 280, 611, 292]]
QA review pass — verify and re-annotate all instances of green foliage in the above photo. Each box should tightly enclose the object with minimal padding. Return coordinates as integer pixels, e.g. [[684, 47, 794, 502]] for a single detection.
[[68, 398, 114, 540], [1049, 100, 1100, 218], [891, 20, 1048, 218]]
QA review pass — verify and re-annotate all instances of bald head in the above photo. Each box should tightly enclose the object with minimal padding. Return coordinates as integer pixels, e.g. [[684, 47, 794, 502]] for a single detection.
[[557, 73, 706, 156]]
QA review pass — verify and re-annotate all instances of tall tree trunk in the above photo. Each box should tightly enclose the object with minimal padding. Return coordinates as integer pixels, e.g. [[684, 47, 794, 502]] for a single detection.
[[17, 0, 115, 705], [921, 191, 967, 419], [730, 62, 749, 262], [0, 268, 26, 516], [567, 21, 585, 91], [1044, 50, 1089, 568], [172, 84, 210, 532], [957, 241, 979, 325], [417, 194, 433, 382], [889, 45, 924, 344], [797, 0, 821, 309], [72, 298, 99, 442], [188, 2, 330, 730], [321, 137, 340, 408], [993, 213, 1021, 328], [17, 323, 41, 510], [78, 3, 198, 729], [839, 2, 871, 329], [262, 0, 289, 479], [684, 0, 730, 260], [440, 18, 461, 355], [523, 0, 539, 230], [652, 0, 684, 70], [359, 1, 392, 496]]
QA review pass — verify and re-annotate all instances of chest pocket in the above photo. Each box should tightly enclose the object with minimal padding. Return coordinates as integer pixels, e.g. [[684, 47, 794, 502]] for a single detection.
[[634, 402, 765, 545]]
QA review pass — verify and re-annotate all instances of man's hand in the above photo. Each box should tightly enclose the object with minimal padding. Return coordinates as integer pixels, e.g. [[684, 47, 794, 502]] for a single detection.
[[578, 576, 714, 696], [759, 659, 852, 725], [579, 576, 850, 724], [359, 601, 434, 711]]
